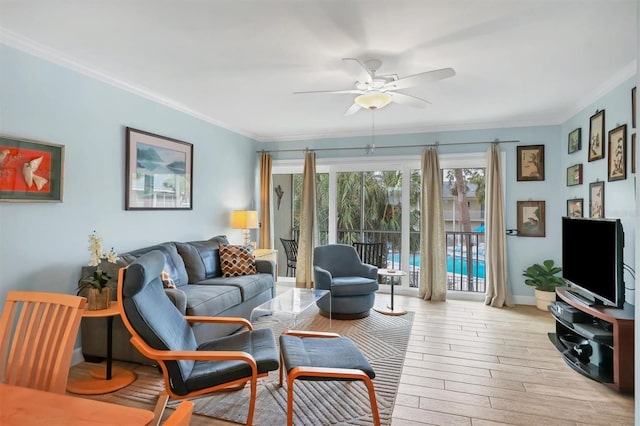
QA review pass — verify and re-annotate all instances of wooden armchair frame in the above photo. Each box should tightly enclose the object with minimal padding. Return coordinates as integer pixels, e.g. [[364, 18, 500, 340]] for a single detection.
[[117, 267, 271, 426], [0, 291, 86, 394]]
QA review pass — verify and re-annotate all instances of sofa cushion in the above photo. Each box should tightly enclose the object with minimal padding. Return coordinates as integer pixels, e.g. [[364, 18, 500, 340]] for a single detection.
[[182, 284, 242, 317], [176, 235, 229, 282], [219, 244, 257, 277], [197, 273, 273, 302], [121, 242, 188, 287]]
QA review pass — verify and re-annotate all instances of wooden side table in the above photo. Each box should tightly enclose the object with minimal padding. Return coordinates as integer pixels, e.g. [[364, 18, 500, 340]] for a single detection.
[[66, 301, 136, 395], [374, 269, 407, 316], [255, 248, 278, 277]]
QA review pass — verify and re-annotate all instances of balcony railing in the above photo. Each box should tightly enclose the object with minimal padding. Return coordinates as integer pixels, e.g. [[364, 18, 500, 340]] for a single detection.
[[333, 229, 486, 293]]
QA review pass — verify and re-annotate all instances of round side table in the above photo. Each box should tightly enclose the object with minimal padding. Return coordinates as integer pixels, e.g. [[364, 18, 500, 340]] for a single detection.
[[66, 301, 136, 395], [374, 269, 407, 316]]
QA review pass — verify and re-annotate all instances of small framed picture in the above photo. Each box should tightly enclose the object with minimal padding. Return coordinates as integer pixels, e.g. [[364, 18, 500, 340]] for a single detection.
[[125, 127, 193, 210], [517, 200, 546, 237], [566, 164, 583, 186], [632, 133, 636, 174], [588, 110, 605, 162], [589, 181, 605, 218], [632, 86, 636, 129], [0, 135, 65, 202], [568, 128, 581, 154], [566, 198, 584, 218], [516, 145, 545, 181], [607, 124, 627, 182]]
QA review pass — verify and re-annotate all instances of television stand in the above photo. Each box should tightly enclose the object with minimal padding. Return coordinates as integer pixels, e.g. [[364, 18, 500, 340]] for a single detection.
[[549, 287, 634, 393]]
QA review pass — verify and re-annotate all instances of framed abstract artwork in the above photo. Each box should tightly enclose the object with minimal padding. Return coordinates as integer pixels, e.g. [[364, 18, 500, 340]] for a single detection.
[[125, 127, 193, 210], [517, 200, 545, 237], [516, 145, 545, 181], [568, 128, 581, 154], [0, 135, 64, 202], [566, 198, 584, 218], [607, 124, 626, 182], [588, 109, 605, 162], [589, 181, 605, 218], [566, 164, 583, 186]]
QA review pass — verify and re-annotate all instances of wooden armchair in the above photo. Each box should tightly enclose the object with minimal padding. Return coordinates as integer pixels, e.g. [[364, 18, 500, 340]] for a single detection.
[[0, 291, 86, 394], [117, 250, 279, 426]]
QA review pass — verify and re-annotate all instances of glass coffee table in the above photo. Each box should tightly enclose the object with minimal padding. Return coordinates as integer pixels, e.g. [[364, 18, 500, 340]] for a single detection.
[[250, 288, 331, 327]]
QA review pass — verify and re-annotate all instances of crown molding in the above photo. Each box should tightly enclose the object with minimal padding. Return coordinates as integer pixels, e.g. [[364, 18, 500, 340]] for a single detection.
[[0, 29, 260, 142]]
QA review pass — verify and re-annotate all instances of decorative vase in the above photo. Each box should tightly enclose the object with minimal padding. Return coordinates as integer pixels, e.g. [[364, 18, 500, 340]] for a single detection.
[[87, 286, 111, 310]]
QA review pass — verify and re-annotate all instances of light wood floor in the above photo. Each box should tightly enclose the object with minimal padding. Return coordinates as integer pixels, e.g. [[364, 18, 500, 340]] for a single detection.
[[68, 294, 635, 425]]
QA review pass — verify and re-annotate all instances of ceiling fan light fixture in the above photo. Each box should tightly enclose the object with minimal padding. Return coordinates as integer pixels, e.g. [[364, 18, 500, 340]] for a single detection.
[[355, 91, 392, 110]]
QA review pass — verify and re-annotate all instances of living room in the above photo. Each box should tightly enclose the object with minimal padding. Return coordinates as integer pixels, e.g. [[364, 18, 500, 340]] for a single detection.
[[0, 1, 638, 424]]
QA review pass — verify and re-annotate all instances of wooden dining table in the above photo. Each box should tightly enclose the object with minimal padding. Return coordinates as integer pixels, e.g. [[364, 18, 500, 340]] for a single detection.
[[0, 383, 154, 425]]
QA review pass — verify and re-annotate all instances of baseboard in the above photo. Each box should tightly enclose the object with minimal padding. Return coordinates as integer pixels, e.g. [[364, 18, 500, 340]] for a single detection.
[[512, 295, 536, 306]]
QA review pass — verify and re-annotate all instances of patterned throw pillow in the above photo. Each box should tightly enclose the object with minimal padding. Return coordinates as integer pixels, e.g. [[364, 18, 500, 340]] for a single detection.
[[219, 244, 257, 277]]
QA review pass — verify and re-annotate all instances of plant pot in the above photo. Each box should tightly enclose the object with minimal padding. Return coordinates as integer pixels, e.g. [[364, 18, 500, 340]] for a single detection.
[[534, 288, 556, 311], [87, 287, 111, 310]]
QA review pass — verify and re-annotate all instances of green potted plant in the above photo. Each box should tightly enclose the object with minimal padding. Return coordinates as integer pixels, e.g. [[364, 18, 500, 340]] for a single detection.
[[522, 259, 565, 311], [77, 231, 118, 310]]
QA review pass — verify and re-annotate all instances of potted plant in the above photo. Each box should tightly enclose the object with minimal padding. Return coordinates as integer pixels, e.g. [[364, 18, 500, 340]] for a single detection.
[[77, 231, 118, 310], [522, 259, 565, 311]]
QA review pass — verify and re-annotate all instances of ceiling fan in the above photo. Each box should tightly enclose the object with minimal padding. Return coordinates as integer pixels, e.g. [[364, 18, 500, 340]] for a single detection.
[[293, 58, 455, 116]]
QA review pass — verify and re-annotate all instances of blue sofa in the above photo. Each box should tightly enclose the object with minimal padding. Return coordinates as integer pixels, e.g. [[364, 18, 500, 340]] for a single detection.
[[79, 235, 275, 365]]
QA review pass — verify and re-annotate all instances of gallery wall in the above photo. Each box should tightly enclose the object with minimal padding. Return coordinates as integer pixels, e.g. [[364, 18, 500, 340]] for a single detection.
[[0, 44, 259, 303]]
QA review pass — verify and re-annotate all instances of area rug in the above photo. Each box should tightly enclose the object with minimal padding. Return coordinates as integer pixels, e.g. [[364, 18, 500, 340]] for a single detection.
[[114, 308, 413, 425]]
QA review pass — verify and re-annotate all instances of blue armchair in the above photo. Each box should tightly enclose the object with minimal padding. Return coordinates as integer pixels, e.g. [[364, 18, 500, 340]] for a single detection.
[[313, 244, 379, 319]]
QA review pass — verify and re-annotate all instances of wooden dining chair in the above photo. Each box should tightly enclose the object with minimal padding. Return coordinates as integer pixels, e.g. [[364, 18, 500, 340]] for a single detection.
[[163, 400, 194, 426], [0, 291, 87, 394]]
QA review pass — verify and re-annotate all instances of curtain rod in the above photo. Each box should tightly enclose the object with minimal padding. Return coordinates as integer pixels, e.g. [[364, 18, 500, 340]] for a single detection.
[[257, 139, 520, 154]]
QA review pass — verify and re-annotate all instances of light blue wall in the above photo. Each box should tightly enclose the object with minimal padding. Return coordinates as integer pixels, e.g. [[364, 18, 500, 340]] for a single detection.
[[561, 77, 637, 304], [0, 44, 259, 302], [263, 78, 637, 304]]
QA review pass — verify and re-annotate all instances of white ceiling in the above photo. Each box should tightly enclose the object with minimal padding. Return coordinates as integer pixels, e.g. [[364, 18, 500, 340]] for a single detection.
[[0, 0, 637, 142]]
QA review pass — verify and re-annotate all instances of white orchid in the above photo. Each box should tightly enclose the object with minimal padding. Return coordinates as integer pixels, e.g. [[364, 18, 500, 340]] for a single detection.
[[81, 231, 119, 290]]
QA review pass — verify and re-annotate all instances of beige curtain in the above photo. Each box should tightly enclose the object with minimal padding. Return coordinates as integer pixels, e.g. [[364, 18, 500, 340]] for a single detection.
[[484, 144, 512, 307], [419, 148, 447, 301], [296, 151, 316, 289], [258, 153, 272, 249]]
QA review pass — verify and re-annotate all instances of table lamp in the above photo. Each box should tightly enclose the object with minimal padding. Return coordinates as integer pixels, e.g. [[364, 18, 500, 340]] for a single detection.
[[232, 210, 258, 246]]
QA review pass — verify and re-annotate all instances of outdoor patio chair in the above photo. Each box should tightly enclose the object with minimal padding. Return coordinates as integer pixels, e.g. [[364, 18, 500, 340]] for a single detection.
[[280, 237, 298, 277]]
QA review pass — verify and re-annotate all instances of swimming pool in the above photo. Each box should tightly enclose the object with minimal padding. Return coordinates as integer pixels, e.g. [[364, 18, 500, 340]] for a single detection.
[[388, 252, 486, 278]]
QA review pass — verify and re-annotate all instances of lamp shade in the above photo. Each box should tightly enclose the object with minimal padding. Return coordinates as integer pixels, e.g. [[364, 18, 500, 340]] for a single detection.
[[355, 91, 392, 110], [232, 210, 259, 229]]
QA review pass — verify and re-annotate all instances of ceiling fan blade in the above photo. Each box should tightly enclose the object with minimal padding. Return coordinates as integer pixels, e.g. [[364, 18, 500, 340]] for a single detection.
[[342, 57, 373, 82], [388, 92, 431, 108], [344, 102, 361, 116], [384, 67, 456, 90], [293, 89, 363, 95]]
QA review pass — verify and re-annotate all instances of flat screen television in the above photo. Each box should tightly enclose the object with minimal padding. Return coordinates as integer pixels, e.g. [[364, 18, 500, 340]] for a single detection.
[[561, 217, 625, 308]]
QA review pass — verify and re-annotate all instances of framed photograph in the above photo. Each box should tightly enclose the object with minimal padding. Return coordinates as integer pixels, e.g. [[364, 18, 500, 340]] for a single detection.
[[0, 135, 64, 202], [566, 198, 584, 218], [632, 86, 636, 129], [589, 181, 605, 218], [125, 127, 193, 210], [632, 133, 636, 174], [516, 200, 545, 237], [588, 109, 605, 162], [607, 124, 627, 182], [568, 128, 581, 154], [566, 164, 583, 186], [516, 145, 545, 181]]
